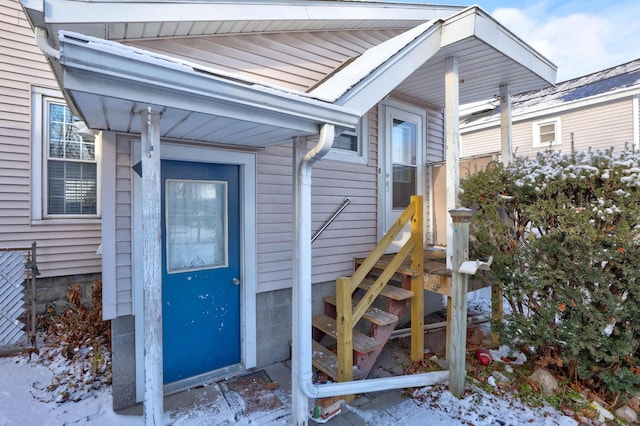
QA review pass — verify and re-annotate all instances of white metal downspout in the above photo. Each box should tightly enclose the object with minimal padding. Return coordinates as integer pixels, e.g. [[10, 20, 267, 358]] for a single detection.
[[292, 124, 449, 425], [34, 27, 60, 60]]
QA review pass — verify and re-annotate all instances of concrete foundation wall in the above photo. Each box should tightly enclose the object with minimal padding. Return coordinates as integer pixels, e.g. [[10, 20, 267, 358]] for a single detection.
[[109, 279, 447, 410], [34, 273, 102, 315], [111, 315, 136, 411]]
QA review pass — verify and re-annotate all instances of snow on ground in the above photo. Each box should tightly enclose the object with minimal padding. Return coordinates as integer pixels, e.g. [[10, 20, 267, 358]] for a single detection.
[[0, 349, 579, 426]]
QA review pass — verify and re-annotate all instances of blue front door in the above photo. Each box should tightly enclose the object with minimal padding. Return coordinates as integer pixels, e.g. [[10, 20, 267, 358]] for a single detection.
[[161, 160, 240, 384]]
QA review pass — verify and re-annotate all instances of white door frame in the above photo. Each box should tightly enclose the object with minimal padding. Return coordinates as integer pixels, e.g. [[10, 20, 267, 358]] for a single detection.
[[377, 99, 427, 248], [132, 141, 257, 400]]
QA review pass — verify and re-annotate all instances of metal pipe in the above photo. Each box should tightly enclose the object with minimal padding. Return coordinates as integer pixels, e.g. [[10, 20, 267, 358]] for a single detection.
[[34, 27, 60, 60], [293, 124, 449, 425], [311, 197, 350, 243]]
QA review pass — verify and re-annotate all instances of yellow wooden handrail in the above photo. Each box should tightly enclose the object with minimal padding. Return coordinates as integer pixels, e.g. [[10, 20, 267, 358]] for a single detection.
[[336, 195, 424, 384], [349, 201, 416, 291]]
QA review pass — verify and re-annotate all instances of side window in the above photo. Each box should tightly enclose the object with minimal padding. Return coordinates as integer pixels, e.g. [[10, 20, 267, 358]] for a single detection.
[[31, 87, 100, 221], [532, 118, 561, 148], [324, 116, 368, 164]]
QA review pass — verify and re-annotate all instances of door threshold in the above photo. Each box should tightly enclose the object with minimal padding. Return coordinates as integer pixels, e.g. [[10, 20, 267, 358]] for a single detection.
[[163, 363, 245, 396]]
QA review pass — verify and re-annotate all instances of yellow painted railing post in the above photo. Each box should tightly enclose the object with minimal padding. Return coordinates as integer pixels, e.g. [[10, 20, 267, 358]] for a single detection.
[[336, 276, 353, 384], [410, 195, 424, 361]]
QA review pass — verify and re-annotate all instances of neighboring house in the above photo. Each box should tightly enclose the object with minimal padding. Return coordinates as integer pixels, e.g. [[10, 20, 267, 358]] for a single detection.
[[0, 0, 101, 312], [17, 0, 556, 420], [425, 60, 640, 246], [460, 58, 640, 160]]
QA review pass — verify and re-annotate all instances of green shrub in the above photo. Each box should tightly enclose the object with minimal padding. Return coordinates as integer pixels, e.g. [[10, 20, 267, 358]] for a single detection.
[[460, 149, 640, 400]]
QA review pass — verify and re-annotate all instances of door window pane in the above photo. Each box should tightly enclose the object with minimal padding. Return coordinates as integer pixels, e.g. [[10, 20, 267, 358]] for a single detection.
[[391, 118, 417, 209], [391, 119, 416, 165], [166, 179, 227, 273]]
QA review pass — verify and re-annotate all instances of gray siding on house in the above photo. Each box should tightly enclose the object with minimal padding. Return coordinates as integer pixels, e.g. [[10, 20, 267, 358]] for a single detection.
[[0, 0, 101, 277]]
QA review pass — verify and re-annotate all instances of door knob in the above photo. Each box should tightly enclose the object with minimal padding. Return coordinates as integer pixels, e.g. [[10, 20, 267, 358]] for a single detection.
[[232, 277, 240, 286]]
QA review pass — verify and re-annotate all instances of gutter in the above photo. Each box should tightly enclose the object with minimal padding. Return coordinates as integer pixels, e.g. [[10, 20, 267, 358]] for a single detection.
[[292, 123, 449, 424]]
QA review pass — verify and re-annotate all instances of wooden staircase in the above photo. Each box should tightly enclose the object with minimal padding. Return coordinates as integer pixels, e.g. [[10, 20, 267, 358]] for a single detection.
[[310, 195, 425, 389]]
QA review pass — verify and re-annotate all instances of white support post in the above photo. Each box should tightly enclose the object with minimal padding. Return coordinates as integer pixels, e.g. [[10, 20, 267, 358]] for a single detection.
[[499, 84, 512, 166], [141, 108, 163, 425], [448, 207, 473, 398], [445, 56, 460, 270]]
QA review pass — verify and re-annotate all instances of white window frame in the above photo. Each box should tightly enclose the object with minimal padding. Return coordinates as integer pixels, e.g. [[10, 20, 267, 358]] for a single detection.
[[324, 116, 368, 164], [532, 118, 561, 148], [31, 86, 101, 224]]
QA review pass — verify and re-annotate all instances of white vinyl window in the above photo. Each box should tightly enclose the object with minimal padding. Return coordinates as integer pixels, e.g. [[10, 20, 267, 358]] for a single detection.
[[532, 118, 561, 148], [325, 117, 368, 164], [31, 87, 101, 222]]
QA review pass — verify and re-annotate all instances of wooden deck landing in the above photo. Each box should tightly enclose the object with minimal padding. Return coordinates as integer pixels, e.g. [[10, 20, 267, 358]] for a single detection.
[[355, 249, 492, 297]]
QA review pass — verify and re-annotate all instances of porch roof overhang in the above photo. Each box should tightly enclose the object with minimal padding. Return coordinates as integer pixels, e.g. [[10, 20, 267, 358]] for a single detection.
[[311, 7, 557, 113], [55, 31, 361, 147], [23, 1, 556, 147]]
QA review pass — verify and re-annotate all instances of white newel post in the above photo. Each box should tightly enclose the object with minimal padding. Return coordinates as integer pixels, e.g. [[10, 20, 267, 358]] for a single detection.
[[141, 108, 163, 425]]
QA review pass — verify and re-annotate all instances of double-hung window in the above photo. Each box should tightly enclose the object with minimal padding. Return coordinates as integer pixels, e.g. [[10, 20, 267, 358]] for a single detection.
[[32, 87, 100, 221], [532, 118, 561, 148], [324, 116, 368, 164]]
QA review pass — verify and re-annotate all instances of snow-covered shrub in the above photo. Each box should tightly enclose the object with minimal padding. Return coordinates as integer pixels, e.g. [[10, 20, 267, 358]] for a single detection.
[[460, 149, 640, 400]]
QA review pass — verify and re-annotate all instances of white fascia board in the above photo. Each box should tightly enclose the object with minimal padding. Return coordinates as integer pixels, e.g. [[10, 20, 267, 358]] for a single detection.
[[324, 21, 443, 115], [443, 7, 557, 85], [42, 0, 462, 25], [310, 20, 440, 103], [58, 32, 359, 132], [461, 86, 640, 133]]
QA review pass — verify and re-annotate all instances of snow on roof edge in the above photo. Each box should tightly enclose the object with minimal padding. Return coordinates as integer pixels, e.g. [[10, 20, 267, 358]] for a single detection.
[[57, 30, 341, 106], [308, 19, 441, 102]]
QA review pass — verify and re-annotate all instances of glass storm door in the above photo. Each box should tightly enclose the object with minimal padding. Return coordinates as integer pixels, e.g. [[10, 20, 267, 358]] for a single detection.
[[161, 160, 240, 384], [383, 104, 424, 252]]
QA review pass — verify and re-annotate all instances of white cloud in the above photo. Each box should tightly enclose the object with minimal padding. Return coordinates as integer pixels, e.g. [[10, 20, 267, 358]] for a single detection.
[[492, 3, 640, 82]]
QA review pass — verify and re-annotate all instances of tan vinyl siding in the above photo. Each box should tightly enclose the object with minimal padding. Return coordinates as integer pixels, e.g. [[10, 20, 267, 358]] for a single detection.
[[0, 0, 101, 277], [426, 106, 445, 163], [114, 137, 133, 316], [514, 98, 634, 158], [123, 29, 402, 92], [256, 143, 294, 292], [256, 110, 379, 292], [462, 98, 636, 160], [460, 126, 501, 159]]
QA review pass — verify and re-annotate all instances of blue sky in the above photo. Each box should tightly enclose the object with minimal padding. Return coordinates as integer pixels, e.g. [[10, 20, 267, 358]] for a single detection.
[[399, 0, 640, 82]]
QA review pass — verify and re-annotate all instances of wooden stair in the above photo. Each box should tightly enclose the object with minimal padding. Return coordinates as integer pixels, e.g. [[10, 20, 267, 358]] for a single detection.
[[309, 195, 425, 413], [311, 280, 414, 382]]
